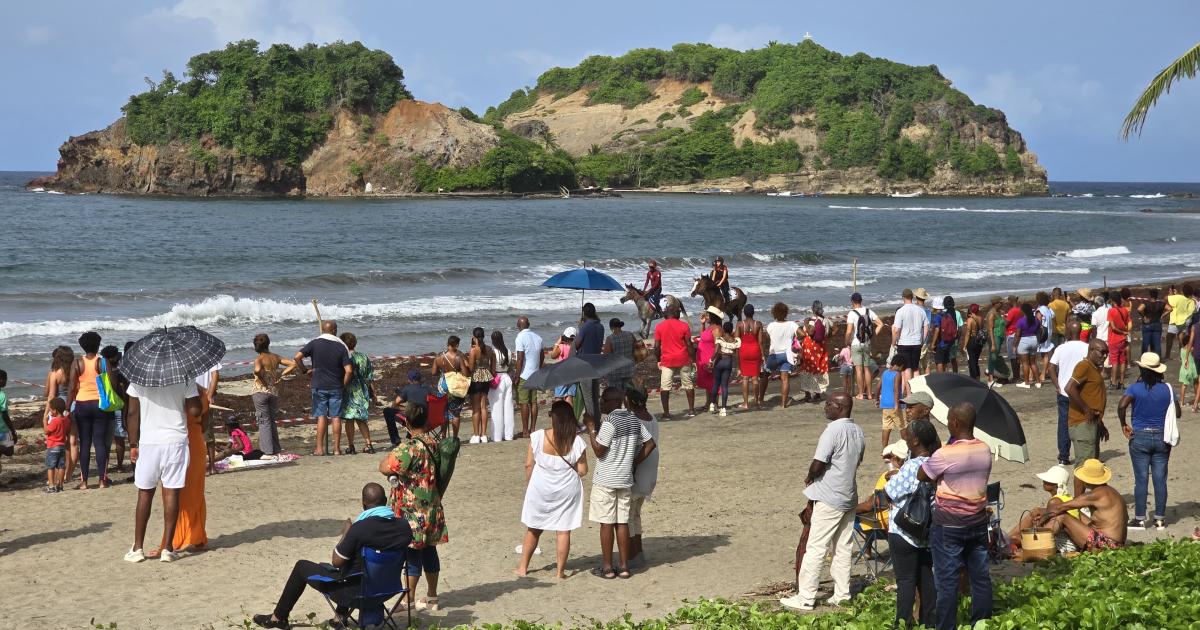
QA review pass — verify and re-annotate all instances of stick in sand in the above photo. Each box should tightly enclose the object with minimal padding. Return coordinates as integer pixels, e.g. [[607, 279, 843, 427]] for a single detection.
[[312, 298, 323, 331], [852, 258, 858, 293]]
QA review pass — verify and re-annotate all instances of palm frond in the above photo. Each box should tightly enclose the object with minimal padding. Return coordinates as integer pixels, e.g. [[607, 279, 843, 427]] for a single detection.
[[1122, 42, 1200, 140]]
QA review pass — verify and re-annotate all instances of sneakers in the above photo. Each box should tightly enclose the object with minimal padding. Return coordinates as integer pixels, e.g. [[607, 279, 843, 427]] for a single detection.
[[1154, 517, 1166, 531], [43, 485, 58, 494], [1016, 382, 1031, 389], [779, 594, 814, 611], [469, 435, 481, 445], [160, 549, 179, 563], [708, 403, 717, 414], [827, 595, 853, 607], [1127, 518, 1146, 531], [1034, 382, 1043, 389], [718, 407, 728, 417], [991, 382, 1003, 389], [124, 548, 146, 563], [480, 436, 489, 444]]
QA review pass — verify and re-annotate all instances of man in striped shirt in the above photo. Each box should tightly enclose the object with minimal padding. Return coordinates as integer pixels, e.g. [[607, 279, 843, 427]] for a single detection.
[[583, 386, 657, 579], [919, 402, 993, 630]]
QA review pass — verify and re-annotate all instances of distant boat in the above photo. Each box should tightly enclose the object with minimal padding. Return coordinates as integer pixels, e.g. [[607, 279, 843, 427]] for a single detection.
[[890, 191, 923, 198], [767, 191, 794, 197], [695, 187, 731, 194]]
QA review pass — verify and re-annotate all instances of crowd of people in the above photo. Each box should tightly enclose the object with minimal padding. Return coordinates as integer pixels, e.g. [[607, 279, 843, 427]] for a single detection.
[[2, 269, 1200, 630]]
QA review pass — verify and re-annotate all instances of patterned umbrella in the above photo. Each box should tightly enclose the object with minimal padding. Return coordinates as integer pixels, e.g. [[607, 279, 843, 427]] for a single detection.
[[119, 326, 226, 387]]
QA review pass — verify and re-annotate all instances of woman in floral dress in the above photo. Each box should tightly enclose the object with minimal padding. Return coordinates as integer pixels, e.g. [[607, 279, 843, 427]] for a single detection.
[[797, 320, 829, 404], [380, 402, 448, 610], [340, 332, 376, 454]]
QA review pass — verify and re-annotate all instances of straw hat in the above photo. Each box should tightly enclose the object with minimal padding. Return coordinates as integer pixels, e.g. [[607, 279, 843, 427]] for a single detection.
[[913, 287, 930, 300], [1076, 287, 1093, 300], [1074, 459, 1112, 485], [882, 441, 910, 460], [1035, 465, 1071, 488], [1135, 352, 1167, 374], [706, 305, 726, 319]]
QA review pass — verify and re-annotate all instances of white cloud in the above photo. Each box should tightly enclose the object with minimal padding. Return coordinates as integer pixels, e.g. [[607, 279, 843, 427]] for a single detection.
[[958, 65, 1103, 131], [24, 26, 53, 45], [707, 24, 783, 51], [160, 0, 360, 47]]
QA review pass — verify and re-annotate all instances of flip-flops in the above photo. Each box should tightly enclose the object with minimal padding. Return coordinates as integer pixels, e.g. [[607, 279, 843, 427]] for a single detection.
[[591, 567, 617, 579]]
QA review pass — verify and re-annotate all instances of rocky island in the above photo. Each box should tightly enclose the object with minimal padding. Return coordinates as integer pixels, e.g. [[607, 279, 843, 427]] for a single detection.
[[30, 39, 1047, 197]]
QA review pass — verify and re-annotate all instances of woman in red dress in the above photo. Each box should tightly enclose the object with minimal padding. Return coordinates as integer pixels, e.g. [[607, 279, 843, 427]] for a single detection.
[[736, 304, 766, 409]]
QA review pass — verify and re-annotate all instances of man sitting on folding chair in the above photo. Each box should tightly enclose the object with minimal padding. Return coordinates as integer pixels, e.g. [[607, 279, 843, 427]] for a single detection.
[[253, 483, 412, 629]]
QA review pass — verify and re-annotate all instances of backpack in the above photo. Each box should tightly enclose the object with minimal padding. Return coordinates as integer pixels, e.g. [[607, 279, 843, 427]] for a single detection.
[[854, 308, 874, 343], [1035, 318, 1049, 345], [939, 311, 959, 344], [417, 434, 460, 498]]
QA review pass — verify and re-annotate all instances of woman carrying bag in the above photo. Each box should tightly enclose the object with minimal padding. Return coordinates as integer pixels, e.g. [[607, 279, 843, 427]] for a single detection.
[[884, 418, 942, 629], [1117, 352, 1181, 531]]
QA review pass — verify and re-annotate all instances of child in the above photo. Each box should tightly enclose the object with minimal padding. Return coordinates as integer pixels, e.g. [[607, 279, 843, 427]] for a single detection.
[[1181, 332, 1198, 412], [837, 346, 854, 393], [216, 418, 263, 461], [874, 355, 907, 448], [44, 397, 69, 492], [0, 370, 15, 476]]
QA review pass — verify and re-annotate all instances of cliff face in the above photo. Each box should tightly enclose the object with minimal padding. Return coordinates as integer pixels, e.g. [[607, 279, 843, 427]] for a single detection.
[[503, 79, 1048, 196], [32, 100, 498, 196]]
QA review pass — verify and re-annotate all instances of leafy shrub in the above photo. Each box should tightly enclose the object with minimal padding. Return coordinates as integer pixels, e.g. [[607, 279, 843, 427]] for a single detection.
[[1004, 146, 1024, 177], [656, 112, 676, 122], [410, 130, 576, 192], [124, 40, 410, 164], [484, 88, 538, 122], [678, 86, 707, 108], [877, 138, 933, 180], [587, 76, 653, 108], [457, 106, 481, 123]]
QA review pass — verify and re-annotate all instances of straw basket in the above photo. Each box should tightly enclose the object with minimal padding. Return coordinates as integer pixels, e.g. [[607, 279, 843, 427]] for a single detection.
[[1019, 511, 1057, 560]]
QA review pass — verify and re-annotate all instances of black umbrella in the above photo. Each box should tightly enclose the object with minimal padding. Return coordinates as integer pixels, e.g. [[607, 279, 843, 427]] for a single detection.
[[119, 326, 226, 387], [909, 373, 1028, 463], [521, 354, 634, 391]]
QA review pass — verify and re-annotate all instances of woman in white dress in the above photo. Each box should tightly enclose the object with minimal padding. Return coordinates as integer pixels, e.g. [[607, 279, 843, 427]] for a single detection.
[[516, 400, 588, 579], [489, 330, 515, 442]]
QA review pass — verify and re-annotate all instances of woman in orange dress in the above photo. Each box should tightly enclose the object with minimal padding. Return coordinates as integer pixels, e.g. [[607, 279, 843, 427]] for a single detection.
[[153, 396, 208, 556]]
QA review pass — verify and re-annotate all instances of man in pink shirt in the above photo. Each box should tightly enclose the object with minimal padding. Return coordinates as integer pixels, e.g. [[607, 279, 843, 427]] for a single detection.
[[653, 306, 695, 419], [919, 402, 993, 630]]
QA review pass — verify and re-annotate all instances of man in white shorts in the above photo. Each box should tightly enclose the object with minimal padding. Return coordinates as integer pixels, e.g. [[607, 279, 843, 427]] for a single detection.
[[125, 379, 200, 563]]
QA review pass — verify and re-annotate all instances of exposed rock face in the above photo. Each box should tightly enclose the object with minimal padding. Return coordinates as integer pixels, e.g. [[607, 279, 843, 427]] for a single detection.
[[33, 100, 498, 196]]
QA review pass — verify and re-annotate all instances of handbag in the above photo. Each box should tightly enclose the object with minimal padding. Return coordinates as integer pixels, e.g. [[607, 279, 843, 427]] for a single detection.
[[490, 373, 503, 389], [894, 479, 936, 544], [96, 357, 125, 413]]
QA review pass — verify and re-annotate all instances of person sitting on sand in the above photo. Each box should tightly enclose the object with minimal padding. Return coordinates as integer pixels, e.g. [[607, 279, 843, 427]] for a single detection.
[[1008, 465, 1079, 555], [1040, 459, 1128, 551], [252, 483, 413, 629], [214, 417, 262, 461]]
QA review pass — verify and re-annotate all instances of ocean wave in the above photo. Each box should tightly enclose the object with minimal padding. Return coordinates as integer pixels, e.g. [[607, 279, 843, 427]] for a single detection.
[[1130, 193, 1167, 199], [1053, 246, 1131, 258], [0, 292, 627, 341], [1076, 193, 1095, 198], [741, 278, 879, 295], [827, 205, 1125, 217], [212, 268, 499, 292], [939, 267, 1090, 281]]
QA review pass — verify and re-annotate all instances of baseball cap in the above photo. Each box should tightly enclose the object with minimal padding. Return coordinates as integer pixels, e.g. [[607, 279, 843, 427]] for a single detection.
[[850, 292, 863, 303], [563, 326, 578, 338], [407, 369, 421, 381], [901, 391, 934, 407]]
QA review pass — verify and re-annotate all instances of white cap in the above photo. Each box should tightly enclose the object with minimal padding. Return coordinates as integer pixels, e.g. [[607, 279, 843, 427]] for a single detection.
[[562, 326, 578, 338], [931, 296, 945, 310], [882, 441, 910, 460]]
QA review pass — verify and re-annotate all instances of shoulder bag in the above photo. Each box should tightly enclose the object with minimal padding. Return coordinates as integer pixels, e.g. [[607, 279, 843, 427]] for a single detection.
[[893, 479, 936, 544]]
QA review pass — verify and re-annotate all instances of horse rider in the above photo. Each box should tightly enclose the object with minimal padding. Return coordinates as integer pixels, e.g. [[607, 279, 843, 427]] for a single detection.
[[643, 259, 664, 316], [710, 256, 731, 305]]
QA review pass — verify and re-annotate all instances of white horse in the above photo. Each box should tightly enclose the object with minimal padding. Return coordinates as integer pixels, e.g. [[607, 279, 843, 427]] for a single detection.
[[621, 284, 685, 338]]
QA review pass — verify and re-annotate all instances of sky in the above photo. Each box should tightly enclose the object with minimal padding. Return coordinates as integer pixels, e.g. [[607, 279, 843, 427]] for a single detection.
[[2, 0, 1198, 181]]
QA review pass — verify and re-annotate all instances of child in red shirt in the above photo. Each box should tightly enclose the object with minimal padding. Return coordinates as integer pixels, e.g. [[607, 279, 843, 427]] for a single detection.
[[44, 398, 69, 493]]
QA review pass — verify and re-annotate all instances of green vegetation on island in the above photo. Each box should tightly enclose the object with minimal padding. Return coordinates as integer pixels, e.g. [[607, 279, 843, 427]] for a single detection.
[[477, 40, 1035, 189], [124, 40, 411, 164]]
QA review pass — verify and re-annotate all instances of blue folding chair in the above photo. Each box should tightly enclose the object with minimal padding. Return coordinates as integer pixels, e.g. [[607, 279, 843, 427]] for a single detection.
[[852, 489, 893, 581], [306, 548, 410, 629]]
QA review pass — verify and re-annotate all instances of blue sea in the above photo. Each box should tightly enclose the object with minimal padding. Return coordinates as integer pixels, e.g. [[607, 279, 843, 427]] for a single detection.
[[3, 171, 1199, 394]]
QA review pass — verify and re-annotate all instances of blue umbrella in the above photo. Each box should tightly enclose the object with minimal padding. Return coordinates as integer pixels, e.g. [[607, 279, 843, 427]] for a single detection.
[[542, 267, 624, 306]]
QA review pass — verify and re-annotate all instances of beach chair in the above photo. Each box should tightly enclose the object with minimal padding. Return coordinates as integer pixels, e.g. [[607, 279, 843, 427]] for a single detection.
[[306, 547, 410, 629], [852, 489, 892, 580]]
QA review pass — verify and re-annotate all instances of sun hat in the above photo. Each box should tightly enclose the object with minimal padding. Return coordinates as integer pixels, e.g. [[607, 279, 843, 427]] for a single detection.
[[882, 440, 910, 460], [1035, 465, 1071, 488], [562, 326, 578, 338], [913, 288, 930, 301], [1135, 352, 1167, 374], [901, 391, 934, 407], [706, 305, 725, 319], [1073, 459, 1112, 485], [931, 296, 945, 310], [1076, 287, 1093, 300]]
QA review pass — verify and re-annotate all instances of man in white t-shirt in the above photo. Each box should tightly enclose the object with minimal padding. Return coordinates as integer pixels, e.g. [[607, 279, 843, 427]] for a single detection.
[[514, 317, 545, 438], [1048, 321, 1089, 466], [844, 292, 884, 400], [1091, 293, 1111, 368], [892, 288, 928, 390], [124, 379, 200, 564]]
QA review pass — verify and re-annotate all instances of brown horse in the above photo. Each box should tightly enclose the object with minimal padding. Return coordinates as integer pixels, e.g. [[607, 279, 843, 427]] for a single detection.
[[691, 276, 746, 322], [621, 284, 685, 338]]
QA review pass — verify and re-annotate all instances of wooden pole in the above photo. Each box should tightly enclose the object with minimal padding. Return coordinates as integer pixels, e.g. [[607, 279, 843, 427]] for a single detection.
[[312, 298, 323, 331], [852, 258, 858, 293], [1103, 276, 1108, 290]]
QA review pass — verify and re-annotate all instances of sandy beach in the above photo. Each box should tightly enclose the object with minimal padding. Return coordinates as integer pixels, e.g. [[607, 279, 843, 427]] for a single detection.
[[3, 334, 1198, 628]]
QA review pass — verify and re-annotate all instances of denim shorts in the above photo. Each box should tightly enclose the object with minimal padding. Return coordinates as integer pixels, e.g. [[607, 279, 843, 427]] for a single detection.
[[311, 388, 344, 418], [765, 352, 793, 373], [45, 446, 66, 469], [405, 545, 440, 577]]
